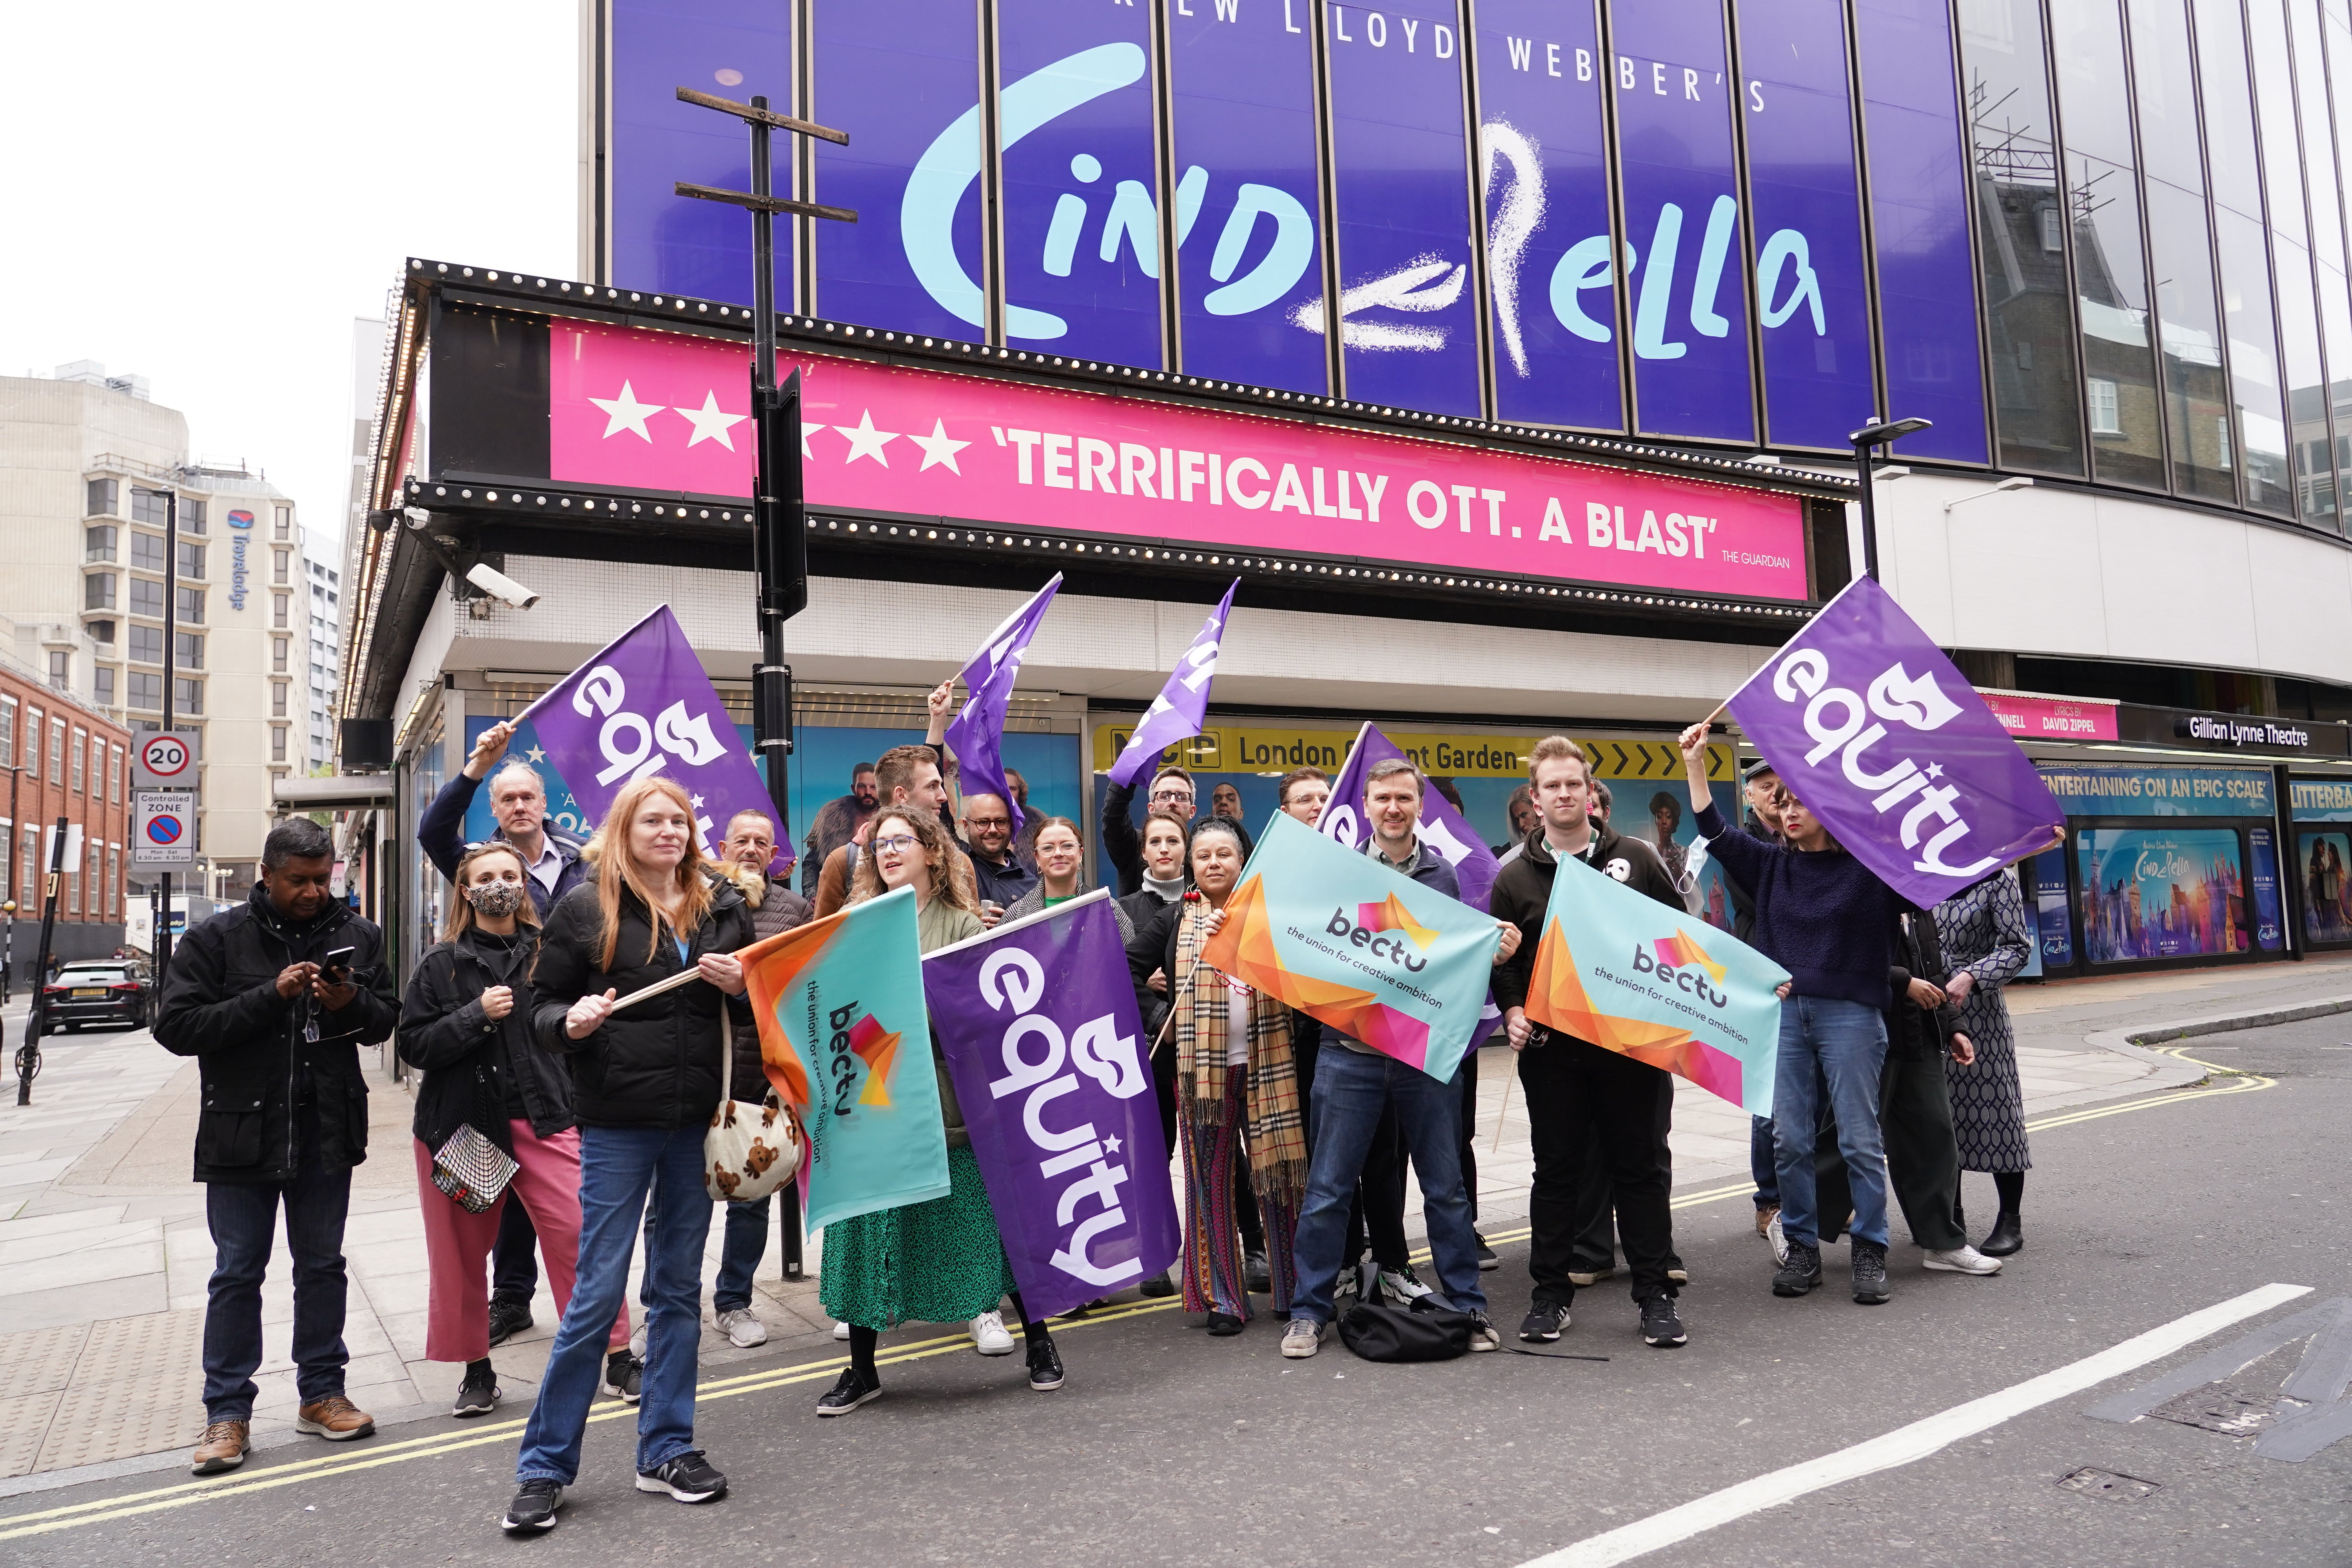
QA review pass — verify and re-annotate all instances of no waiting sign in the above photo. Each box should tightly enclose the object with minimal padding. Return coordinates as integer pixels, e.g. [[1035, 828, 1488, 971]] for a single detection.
[[134, 731, 201, 789], [133, 791, 197, 868]]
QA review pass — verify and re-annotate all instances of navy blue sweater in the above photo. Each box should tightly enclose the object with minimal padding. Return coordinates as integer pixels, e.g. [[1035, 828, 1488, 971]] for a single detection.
[[1697, 803, 1906, 1010]]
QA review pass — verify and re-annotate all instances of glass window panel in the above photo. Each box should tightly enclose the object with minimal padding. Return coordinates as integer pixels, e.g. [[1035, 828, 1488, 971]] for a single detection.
[[2144, 182, 2237, 498], [996, 0, 1163, 366], [811, 0, 985, 339], [1737, 0, 1878, 449], [1326, 0, 1483, 416], [1475, 0, 1623, 428], [2215, 209, 2296, 513], [1167, 0, 1329, 394], [2051, 0, 2166, 486], [2291, 0, 2346, 269], [2130, 0, 2204, 189], [608, 0, 794, 307], [2248, 0, 2337, 524], [1958, 0, 2085, 473], [1856, 0, 1991, 461], [1607, 0, 1755, 441], [2248, 0, 2308, 238]]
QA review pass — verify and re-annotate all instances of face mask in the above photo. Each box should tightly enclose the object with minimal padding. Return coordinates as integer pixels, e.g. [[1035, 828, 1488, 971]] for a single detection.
[[467, 880, 527, 917]]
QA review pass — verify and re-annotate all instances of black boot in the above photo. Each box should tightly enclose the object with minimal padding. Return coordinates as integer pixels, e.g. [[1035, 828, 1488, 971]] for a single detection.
[[1980, 1212, 2022, 1257]]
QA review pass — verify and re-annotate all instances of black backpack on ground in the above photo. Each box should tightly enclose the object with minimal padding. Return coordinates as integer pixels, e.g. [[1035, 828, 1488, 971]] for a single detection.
[[1336, 1298, 1473, 1362]]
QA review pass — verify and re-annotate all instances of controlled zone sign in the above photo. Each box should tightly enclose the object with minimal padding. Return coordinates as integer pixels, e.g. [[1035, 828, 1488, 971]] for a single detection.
[[133, 791, 197, 869]]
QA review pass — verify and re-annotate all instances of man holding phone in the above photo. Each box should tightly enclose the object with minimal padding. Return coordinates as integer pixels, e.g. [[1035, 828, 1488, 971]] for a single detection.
[[157, 818, 399, 1476]]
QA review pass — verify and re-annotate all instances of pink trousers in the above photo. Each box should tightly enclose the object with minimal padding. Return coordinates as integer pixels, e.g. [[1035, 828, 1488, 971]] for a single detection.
[[412, 1122, 630, 1363]]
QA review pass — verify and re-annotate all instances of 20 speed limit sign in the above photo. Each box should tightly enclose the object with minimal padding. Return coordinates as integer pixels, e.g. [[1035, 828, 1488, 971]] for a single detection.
[[134, 731, 200, 789], [134, 791, 197, 868]]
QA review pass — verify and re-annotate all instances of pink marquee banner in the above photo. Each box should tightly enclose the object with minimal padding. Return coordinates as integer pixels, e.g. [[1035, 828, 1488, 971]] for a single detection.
[[547, 321, 1813, 602]]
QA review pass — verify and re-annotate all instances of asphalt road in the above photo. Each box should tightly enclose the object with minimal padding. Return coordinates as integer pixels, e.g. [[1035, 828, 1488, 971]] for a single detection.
[[6, 1018, 2348, 1568]]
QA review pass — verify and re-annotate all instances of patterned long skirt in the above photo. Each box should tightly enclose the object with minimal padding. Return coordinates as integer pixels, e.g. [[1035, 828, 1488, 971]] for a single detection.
[[818, 1146, 1018, 1329], [1945, 990, 2032, 1172], [1178, 1073, 1299, 1320]]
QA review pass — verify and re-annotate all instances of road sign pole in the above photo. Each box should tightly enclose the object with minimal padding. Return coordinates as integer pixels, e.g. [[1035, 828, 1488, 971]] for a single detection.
[[18, 816, 69, 1105]]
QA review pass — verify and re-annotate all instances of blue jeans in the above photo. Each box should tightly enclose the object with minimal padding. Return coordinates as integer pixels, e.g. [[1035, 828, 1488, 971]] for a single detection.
[[712, 1195, 775, 1313], [1771, 997, 1890, 1250], [201, 1143, 353, 1421], [518, 1123, 713, 1484], [1751, 1116, 1780, 1208], [1290, 1047, 1485, 1324]]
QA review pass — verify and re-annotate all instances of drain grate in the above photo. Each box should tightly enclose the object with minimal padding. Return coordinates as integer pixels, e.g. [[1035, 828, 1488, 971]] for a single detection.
[[2058, 1466, 2162, 1501]]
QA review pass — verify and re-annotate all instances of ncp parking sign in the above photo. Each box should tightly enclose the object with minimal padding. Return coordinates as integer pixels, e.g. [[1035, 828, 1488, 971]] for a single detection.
[[133, 791, 197, 868]]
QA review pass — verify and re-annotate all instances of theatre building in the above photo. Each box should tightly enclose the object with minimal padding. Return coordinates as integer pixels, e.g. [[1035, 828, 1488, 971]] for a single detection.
[[337, 0, 2352, 983]]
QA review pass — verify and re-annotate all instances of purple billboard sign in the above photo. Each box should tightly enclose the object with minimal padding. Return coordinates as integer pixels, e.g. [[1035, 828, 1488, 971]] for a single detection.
[[1854, 0, 1989, 464], [1610, 0, 1757, 443], [1167, 0, 1328, 394], [1325, 0, 1485, 416], [810, 0, 985, 339], [1725, 576, 2064, 908], [925, 891, 1180, 1321], [1475, 0, 1623, 429], [1735, 0, 1878, 450], [997, 0, 1163, 367]]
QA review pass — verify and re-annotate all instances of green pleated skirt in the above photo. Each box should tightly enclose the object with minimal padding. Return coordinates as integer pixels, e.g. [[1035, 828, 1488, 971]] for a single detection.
[[817, 1145, 1016, 1329]]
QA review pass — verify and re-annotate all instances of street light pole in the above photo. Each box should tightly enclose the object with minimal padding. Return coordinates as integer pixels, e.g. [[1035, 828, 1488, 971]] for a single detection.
[[134, 484, 180, 980], [1846, 416, 1933, 581], [17, 814, 69, 1104], [3, 759, 18, 1002], [673, 85, 855, 1281]]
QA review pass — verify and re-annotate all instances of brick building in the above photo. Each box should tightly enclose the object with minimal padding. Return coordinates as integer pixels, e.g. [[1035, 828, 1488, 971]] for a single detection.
[[0, 622, 131, 981]]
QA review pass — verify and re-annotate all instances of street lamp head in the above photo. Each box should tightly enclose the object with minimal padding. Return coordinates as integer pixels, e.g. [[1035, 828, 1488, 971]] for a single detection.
[[1849, 416, 1933, 448]]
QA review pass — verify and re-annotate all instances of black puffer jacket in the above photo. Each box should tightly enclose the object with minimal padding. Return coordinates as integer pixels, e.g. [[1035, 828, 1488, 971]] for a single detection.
[[398, 928, 573, 1149], [156, 887, 399, 1184], [532, 876, 756, 1130]]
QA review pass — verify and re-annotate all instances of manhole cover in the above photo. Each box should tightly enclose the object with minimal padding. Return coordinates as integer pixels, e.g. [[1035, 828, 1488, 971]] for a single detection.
[[2058, 1466, 2161, 1501], [2150, 1386, 2305, 1437]]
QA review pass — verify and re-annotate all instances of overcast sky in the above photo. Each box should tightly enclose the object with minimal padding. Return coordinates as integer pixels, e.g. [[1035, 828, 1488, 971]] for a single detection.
[[0, 1, 579, 555]]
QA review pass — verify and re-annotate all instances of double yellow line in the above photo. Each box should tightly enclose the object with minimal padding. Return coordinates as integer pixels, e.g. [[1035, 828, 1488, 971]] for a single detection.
[[0, 1039, 2276, 1543]]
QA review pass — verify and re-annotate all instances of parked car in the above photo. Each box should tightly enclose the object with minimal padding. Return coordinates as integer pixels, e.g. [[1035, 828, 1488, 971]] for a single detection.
[[41, 960, 155, 1033]]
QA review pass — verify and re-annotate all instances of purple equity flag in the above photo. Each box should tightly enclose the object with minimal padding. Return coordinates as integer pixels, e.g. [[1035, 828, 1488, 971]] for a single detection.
[[923, 889, 1179, 1321], [1321, 722, 1502, 914], [520, 605, 788, 870], [1107, 579, 1239, 789], [945, 575, 1062, 837], [1724, 575, 2065, 908]]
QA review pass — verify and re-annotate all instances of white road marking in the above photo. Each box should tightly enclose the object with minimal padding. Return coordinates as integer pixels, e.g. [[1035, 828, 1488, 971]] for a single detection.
[[1521, 1282, 2314, 1568]]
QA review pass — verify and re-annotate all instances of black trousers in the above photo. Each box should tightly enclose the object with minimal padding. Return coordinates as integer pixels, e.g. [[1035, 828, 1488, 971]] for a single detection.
[[491, 1193, 539, 1306], [1457, 1046, 1481, 1227], [1518, 1038, 1677, 1304], [1816, 1051, 1966, 1252]]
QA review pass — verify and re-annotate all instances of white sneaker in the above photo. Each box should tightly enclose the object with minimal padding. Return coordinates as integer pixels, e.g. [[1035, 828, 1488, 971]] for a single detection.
[[1377, 1266, 1435, 1307], [715, 1307, 768, 1347], [969, 1310, 1016, 1356], [832, 1320, 851, 1341], [1766, 1210, 1789, 1266], [1280, 1318, 1321, 1358], [630, 1323, 648, 1360], [1923, 1244, 2003, 1275]]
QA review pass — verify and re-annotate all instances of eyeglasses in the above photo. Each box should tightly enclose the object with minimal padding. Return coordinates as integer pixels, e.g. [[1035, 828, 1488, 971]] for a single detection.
[[1150, 788, 1195, 804], [965, 817, 1011, 831], [872, 834, 918, 853]]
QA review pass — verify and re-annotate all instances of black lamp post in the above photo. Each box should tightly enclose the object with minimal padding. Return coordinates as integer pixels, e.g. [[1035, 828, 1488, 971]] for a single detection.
[[1846, 416, 1933, 581]]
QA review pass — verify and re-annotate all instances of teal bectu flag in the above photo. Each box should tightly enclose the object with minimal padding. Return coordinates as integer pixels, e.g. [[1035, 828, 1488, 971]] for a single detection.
[[1524, 856, 1790, 1118], [1200, 812, 1499, 1083]]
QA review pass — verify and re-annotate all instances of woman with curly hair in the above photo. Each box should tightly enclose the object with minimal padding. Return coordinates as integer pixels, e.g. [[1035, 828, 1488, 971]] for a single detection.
[[815, 808, 1067, 1414]]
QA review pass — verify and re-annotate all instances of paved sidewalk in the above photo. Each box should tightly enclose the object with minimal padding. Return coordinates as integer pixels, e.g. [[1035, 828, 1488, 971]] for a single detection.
[[2, 951, 2346, 1488]]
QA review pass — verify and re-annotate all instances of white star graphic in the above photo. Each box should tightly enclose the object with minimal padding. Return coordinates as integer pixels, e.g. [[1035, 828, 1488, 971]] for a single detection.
[[588, 380, 664, 442], [905, 417, 971, 475], [1102, 1133, 1122, 1155], [525, 746, 546, 764], [1925, 762, 1945, 780], [833, 408, 899, 466], [690, 793, 707, 810], [675, 390, 749, 450], [800, 420, 826, 460]]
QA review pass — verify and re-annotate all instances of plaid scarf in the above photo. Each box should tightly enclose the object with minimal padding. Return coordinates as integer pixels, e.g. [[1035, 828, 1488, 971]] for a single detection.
[[1172, 899, 1308, 1207]]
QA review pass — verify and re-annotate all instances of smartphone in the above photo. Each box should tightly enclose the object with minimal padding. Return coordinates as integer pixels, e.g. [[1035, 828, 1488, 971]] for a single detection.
[[320, 945, 357, 984]]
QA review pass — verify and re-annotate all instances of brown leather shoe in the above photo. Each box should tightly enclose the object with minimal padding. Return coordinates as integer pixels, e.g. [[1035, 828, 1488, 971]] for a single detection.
[[191, 1419, 249, 1475], [294, 1395, 376, 1442], [1755, 1204, 1780, 1238]]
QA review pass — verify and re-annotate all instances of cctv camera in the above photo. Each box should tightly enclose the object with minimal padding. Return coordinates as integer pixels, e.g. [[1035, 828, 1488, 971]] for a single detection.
[[464, 562, 542, 611]]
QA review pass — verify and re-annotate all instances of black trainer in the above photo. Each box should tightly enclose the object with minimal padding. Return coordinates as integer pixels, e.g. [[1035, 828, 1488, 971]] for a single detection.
[[816, 1367, 882, 1417], [636, 1450, 727, 1503], [1519, 1299, 1569, 1342], [1204, 1312, 1245, 1337], [1773, 1241, 1824, 1297], [1639, 1296, 1688, 1348], [1474, 1232, 1500, 1272], [1027, 1336, 1065, 1390], [1140, 1270, 1176, 1299], [485, 1299, 533, 1348], [1852, 1241, 1891, 1305], [601, 1348, 643, 1403], [1244, 1249, 1272, 1293], [452, 1364, 501, 1418], [501, 1478, 563, 1534]]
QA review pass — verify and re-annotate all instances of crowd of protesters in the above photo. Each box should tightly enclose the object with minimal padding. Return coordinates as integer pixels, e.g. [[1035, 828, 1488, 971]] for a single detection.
[[151, 702, 2034, 1535]]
